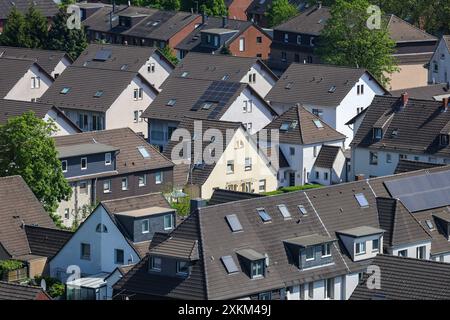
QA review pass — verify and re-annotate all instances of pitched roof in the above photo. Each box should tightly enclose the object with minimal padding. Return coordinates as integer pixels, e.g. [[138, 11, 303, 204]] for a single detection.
[[264, 105, 346, 145], [72, 43, 174, 72], [54, 128, 173, 174], [265, 63, 383, 107], [314, 145, 341, 169], [274, 5, 330, 35], [0, 99, 53, 123], [394, 159, 445, 174], [24, 225, 73, 258], [0, 281, 51, 300], [0, 0, 58, 19], [0, 176, 55, 258], [391, 84, 450, 101], [351, 95, 450, 157], [0, 46, 70, 75], [386, 14, 437, 43], [102, 192, 171, 215], [208, 188, 264, 206], [168, 52, 276, 83], [40, 66, 157, 112], [350, 254, 450, 300]]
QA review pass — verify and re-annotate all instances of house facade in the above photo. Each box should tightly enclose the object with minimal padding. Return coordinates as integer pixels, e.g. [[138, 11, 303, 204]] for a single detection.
[[428, 36, 450, 85]]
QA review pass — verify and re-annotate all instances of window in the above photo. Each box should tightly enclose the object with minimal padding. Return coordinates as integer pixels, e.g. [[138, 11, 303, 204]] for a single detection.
[[226, 214, 243, 232], [94, 90, 103, 98], [244, 100, 253, 112], [298, 205, 307, 215], [138, 88, 143, 99], [321, 243, 331, 257], [137, 146, 150, 159], [386, 153, 392, 163], [281, 51, 287, 62], [155, 171, 163, 184], [290, 147, 295, 156], [245, 122, 252, 132], [181, 71, 189, 78], [308, 282, 314, 299], [296, 35, 302, 44], [425, 219, 434, 230], [227, 160, 234, 174], [164, 214, 174, 230], [440, 134, 449, 146], [31, 76, 40, 89], [259, 292, 271, 300], [105, 153, 111, 165], [80, 181, 88, 195], [138, 174, 147, 187], [277, 204, 291, 219], [357, 84, 364, 95], [61, 87, 71, 94], [355, 241, 366, 255], [325, 278, 334, 299], [355, 193, 369, 207], [167, 99, 176, 106], [103, 180, 111, 193], [150, 256, 162, 271], [313, 146, 318, 157], [399, 154, 407, 160], [251, 260, 264, 278], [305, 247, 315, 261], [372, 238, 380, 252], [133, 110, 139, 123], [61, 160, 67, 172], [115, 249, 124, 264], [133, 89, 139, 100], [398, 249, 407, 257], [313, 119, 323, 128], [239, 38, 245, 51], [324, 172, 329, 181], [64, 208, 69, 219], [259, 179, 266, 192], [315, 171, 319, 179], [245, 157, 252, 171], [148, 62, 155, 73], [213, 35, 219, 47], [96, 223, 107, 233], [310, 37, 315, 46], [176, 261, 189, 276], [141, 219, 149, 234], [373, 128, 382, 140], [256, 36, 262, 43], [80, 243, 91, 260], [257, 208, 272, 222], [81, 157, 87, 170], [284, 33, 289, 43], [121, 177, 128, 190], [369, 151, 378, 165], [416, 246, 426, 260]]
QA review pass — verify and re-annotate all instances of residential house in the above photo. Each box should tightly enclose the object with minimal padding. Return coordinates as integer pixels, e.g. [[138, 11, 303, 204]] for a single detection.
[[350, 94, 450, 180], [39, 66, 158, 137], [167, 52, 278, 97], [0, 46, 72, 78], [429, 36, 450, 84], [175, 16, 272, 60], [310, 145, 347, 186], [82, 6, 201, 51], [0, 175, 73, 280], [263, 105, 346, 187], [0, 99, 80, 136], [265, 63, 387, 147], [54, 128, 174, 228], [0, 0, 58, 33], [50, 193, 176, 300], [391, 83, 450, 101], [0, 282, 51, 300], [0, 57, 53, 101], [163, 117, 278, 199], [72, 43, 175, 90], [143, 77, 277, 150]]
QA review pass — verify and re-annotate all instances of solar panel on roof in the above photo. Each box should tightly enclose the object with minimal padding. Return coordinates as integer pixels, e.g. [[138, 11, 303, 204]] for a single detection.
[[93, 49, 112, 61], [257, 208, 272, 222], [221, 255, 239, 274], [191, 81, 241, 118], [225, 214, 243, 232], [355, 193, 369, 207]]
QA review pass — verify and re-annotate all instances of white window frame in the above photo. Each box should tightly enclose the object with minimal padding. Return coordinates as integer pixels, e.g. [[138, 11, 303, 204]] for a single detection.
[[81, 157, 87, 170], [121, 177, 128, 190], [133, 110, 139, 123], [305, 246, 315, 261], [138, 174, 147, 187], [239, 37, 245, 52], [321, 243, 331, 257], [148, 62, 155, 73], [355, 241, 366, 255], [176, 261, 189, 276], [372, 238, 380, 252], [61, 160, 68, 172], [150, 256, 162, 271], [141, 219, 150, 234], [103, 179, 111, 193], [227, 160, 234, 174], [245, 157, 252, 171], [105, 153, 112, 165], [155, 171, 163, 184], [164, 214, 174, 230]]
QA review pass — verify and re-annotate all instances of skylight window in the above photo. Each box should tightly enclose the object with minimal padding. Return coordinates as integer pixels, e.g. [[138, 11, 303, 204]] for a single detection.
[[167, 99, 177, 106], [222, 74, 230, 81], [280, 122, 290, 131], [181, 71, 189, 78], [355, 193, 369, 208], [313, 119, 323, 128], [221, 255, 239, 274], [137, 146, 150, 158], [120, 64, 128, 70], [425, 219, 434, 230], [94, 90, 103, 98], [60, 87, 70, 94], [298, 205, 307, 215], [285, 82, 293, 89], [202, 102, 213, 110], [225, 214, 243, 232], [391, 129, 399, 138], [152, 20, 160, 26], [290, 120, 298, 129], [257, 208, 272, 222], [328, 86, 336, 93], [277, 204, 291, 219]]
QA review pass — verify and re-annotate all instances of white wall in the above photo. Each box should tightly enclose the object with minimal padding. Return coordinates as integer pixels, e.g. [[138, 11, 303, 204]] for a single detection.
[[429, 38, 450, 84], [390, 241, 432, 260], [44, 108, 79, 136], [431, 252, 450, 263], [137, 52, 173, 90], [52, 56, 72, 78], [344, 273, 360, 300], [339, 234, 383, 262], [286, 276, 343, 300], [240, 63, 277, 98], [4, 64, 53, 101]]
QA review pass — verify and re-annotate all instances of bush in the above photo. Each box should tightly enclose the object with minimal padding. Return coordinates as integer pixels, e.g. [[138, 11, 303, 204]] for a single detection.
[[0, 260, 23, 276], [34, 275, 65, 298], [262, 184, 322, 196]]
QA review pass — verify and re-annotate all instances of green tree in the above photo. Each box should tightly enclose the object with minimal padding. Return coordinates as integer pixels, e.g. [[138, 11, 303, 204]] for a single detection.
[[200, 0, 227, 17], [160, 45, 179, 65], [0, 112, 72, 225], [24, 5, 49, 48], [267, 0, 298, 27], [161, 0, 181, 10], [46, 8, 88, 60], [317, 0, 398, 86], [0, 7, 28, 47]]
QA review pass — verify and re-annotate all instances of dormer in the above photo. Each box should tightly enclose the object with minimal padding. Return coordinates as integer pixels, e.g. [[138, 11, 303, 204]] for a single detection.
[[439, 133, 449, 147], [236, 248, 266, 279], [118, 13, 147, 29], [336, 226, 384, 262], [200, 28, 238, 49], [372, 127, 383, 141], [283, 234, 336, 270], [433, 211, 450, 240]]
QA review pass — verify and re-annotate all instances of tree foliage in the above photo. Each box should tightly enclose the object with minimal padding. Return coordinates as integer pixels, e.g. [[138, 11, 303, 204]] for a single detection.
[[0, 112, 72, 224], [200, 0, 227, 17], [317, 0, 398, 86], [24, 5, 49, 48], [160, 45, 179, 65], [267, 0, 298, 27], [0, 7, 28, 47]]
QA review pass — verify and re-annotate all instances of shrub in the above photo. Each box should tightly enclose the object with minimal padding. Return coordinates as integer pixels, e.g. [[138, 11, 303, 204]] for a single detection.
[[0, 260, 24, 276]]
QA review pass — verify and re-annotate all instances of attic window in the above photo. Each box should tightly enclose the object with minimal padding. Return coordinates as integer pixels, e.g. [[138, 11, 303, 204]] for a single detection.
[[202, 102, 214, 110], [181, 71, 189, 78], [355, 193, 369, 208], [225, 214, 243, 232], [221, 255, 239, 274], [137, 146, 150, 158], [328, 86, 336, 93], [298, 205, 307, 215], [280, 122, 290, 131], [257, 208, 272, 223], [373, 128, 382, 140], [313, 119, 323, 128], [94, 90, 104, 98], [277, 204, 291, 219], [152, 20, 160, 26], [440, 134, 449, 146], [391, 129, 398, 138], [60, 87, 71, 94], [290, 120, 298, 129], [425, 219, 434, 230], [120, 64, 128, 70], [222, 74, 230, 81], [285, 82, 293, 89], [167, 99, 177, 106]]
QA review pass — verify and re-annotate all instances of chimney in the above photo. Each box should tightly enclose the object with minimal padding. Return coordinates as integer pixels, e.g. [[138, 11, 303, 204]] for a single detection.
[[222, 16, 227, 28], [190, 198, 207, 214], [442, 97, 449, 112], [401, 92, 408, 108]]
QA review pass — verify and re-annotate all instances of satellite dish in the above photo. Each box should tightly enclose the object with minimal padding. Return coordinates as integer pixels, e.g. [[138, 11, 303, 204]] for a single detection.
[[40, 279, 47, 291]]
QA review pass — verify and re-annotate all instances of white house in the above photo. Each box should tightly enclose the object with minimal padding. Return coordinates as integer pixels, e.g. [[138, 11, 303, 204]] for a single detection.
[[428, 35, 450, 84], [265, 63, 388, 147], [310, 145, 347, 185]]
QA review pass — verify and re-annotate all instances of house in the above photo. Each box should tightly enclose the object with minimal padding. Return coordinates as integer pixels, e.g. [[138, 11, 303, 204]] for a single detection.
[[0, 99, 80, 136], [0, 57, 53, 101], [82, 6, 201, 50], [72, 43, 175, 90], [429, 36, 450, 84], [163, 117, 278, 199], [391, 83, 450, 101], [350, 254, 450, 300], [0, 46, 72, 78], [0, 0, 58, 33], [0, 281, 51, 300], [166, 52, 278, 97], [263, 105, 346, 187], [39, 66, 158, 137], [310, 145, 347, 185], [350, 94, 450, 180], [143, 77, 277, 150], [50, 192, 176, 300], [113, 166, 443, 300], [265, 63, 387, 146], [0, 175, 73, 279], [175, 16, 272, 60], [53, 128, 174, 228]]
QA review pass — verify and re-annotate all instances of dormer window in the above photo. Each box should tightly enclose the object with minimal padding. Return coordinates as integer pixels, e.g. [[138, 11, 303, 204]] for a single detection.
[[355, 241, 366, 255], [373, 128, 382, 140], [372, 238, 380, 252], [251, 260, 264, 278], [321, 243, 331, 257], [176, 261, 189, 276], [305, 247, 315, 261], [440, 134, 449, 146], [236, 249, 265, 278], [149, 256, 162, 272]]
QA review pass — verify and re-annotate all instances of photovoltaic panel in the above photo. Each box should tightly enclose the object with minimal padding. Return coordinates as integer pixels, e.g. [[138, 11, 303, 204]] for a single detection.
[[384, 170, 450, 212]]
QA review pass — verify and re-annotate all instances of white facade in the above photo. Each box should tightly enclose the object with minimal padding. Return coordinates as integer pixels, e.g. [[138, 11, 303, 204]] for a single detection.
[[339, 234, 383, 262], [429, 38, 450, 84], [52, 56, 72, 79], [286, 276, 344, 300], [44, 108, 80, 137], [137, 52, 174, 90], [388, 240, 432, 260], [240, 63, 277, 98], [311, 148, 347, 185], [3, 64, 53, 101]]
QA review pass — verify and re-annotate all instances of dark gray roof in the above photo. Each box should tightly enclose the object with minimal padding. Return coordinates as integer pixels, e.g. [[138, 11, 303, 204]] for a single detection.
[[39, 66, 156, 113], [274, 5, 330, 36], [314, 145, 341, 169], [57, 143, 118, 158], [391, 84, 450, 101], [0, 281, 51, 300], [0, 0, 58, 19], [337, 226, 384, 238], [208, 188, 264, 206], [0, 99, 51, 123], [386, 14, 437, 43], [351, 95, 450, 157], [284, 234, 336, 247], [24, 225, 73, 258], [350, 254, 450, 300], [394, 159, 445, 174]]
